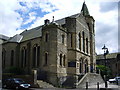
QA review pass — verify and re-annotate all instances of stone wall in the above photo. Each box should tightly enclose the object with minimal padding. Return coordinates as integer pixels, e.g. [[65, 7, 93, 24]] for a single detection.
[[77, 73, 104, 88], [2, 43, 18, 68], [2, 8, 96, 88], [0, 44, 2, 88]]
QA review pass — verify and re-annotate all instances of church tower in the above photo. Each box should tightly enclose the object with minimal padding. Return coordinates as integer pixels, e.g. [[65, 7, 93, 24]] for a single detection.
[[81, 2, 96, 72]]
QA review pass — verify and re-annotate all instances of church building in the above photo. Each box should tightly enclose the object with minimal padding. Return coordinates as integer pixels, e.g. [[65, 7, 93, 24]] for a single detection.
[[2, 2, 96, 87]]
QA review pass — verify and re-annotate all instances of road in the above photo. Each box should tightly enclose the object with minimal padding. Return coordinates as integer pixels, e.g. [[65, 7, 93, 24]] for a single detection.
[[1, 82, 120, 90]]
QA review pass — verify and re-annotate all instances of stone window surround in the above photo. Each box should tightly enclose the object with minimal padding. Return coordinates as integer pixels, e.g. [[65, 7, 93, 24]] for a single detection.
[[79, 58, 89, 74], [10, 50, 14, 66], [59, 53, 66, 67], [44, 52, 48, 66], [2, 48, 6, 68], [32, 44, 40, 67], [21, 47, 27, 68], [45, 32, 49, 42], [62, 34, 65, 44], [79, 31, 89, 54]]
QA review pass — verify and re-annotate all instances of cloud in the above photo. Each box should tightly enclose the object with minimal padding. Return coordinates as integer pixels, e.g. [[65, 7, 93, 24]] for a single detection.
[[23, 12, 37, 25], [0, 0, 118, 54], [95, 23, 118, 54], [100, 2, 118, 12], [0, 0, 24, 36], [90, 1, 118, 54]]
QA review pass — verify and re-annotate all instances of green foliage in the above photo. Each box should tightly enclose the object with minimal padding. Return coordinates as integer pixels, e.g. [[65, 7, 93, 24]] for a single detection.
[[96, 65, 112, 80], [3, 67, 24, 75]]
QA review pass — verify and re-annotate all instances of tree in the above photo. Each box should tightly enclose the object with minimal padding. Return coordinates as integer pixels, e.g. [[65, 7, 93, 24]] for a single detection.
[[96, 65, 112, 80], [3, 67, 24, 75]]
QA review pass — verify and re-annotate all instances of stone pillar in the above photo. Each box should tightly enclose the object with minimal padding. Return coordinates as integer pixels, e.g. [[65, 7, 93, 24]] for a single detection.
[[32, 69, 37, 85], [88, 65, 91, 73], [73, 75, 78, 88], [99, 69, 101, 74]]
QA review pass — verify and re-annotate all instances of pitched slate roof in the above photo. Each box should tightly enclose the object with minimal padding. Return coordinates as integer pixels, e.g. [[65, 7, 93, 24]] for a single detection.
[[0, 34, 9, 41], [3, 12, 85, 43], [8, 34, 23, 43], [5, 13, 84, 43], [55, 13, 79, 25], [20, 26, 42, 42], [96, 52, 120, 60], [1, 2, 90, 43], [18, 13, 80, 42]]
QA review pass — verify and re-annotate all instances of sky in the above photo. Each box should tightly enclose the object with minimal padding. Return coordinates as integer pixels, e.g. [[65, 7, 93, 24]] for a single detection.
[[0, 0, 119, 54]]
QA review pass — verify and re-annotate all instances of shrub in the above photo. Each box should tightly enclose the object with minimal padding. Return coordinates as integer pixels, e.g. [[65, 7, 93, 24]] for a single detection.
[[3, 67, 24, 75]]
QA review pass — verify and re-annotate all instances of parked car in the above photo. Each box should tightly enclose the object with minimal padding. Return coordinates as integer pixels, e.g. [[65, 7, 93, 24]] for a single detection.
[[2, 78, 31, 89], [109, 78, 116, 83], [109, 77, 120, 83]]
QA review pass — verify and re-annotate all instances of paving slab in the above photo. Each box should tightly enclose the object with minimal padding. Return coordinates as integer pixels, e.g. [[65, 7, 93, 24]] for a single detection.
[[88, 82, 120, 90]]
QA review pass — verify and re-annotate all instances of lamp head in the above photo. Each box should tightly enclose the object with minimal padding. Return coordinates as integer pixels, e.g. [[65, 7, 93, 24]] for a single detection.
[[102, 44, 108, 50]]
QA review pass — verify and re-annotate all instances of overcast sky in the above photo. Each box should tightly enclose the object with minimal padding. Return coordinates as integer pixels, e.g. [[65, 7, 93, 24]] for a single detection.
[[0, 0, 119, 54]]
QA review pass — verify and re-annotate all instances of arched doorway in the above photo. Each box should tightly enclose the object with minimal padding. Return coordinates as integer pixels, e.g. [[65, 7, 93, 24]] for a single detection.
[[84, 59, 88, 73], [79, 60, 83, 74], [79, 57, 89, 74]]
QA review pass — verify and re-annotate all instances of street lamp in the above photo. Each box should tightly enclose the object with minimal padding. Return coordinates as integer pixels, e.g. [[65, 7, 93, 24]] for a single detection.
[[102, 44, 109, 88]]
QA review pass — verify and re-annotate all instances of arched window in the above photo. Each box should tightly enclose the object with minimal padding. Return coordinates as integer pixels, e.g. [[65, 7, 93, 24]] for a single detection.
[[93, 24, 94, 33], [79, 33, 81, 50], [2, 49, 6, 68], [45, 33, 48, 42], [11, 50, 14, 66], [71, 33, 73, 47], [60, 54, 62, 66], [37, 46, 40, 66], [21, 49, 24, 67], [33, 47, 36, 67], [62, 35, 65, 44], [82, 31, 85, 52], [32, 44, 40, 67], [45, 52, 48, 65], [63, 55, 66, 67], [85, 64, 87, 73], [21, 47, 27, 68], [86, 38, 88, 53]]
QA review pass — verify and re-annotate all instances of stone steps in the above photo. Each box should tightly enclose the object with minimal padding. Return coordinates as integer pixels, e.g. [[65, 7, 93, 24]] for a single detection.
[[37, 80, 55, 88], [77, 73, 104, 88]]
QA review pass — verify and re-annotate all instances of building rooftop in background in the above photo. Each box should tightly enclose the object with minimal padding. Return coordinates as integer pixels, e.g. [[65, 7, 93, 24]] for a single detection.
[[96, 52, 120, 60], [0, 34, 9, 41]]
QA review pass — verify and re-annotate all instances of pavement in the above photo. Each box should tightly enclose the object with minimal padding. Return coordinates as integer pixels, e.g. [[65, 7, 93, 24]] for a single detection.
[[88, 82, 120, 90], [29, 83, 120, 90], [1, 82, 120, 90]]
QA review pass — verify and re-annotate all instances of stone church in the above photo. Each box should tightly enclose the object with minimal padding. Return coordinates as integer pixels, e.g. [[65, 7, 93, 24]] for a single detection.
[[2, 2, 96, 87]]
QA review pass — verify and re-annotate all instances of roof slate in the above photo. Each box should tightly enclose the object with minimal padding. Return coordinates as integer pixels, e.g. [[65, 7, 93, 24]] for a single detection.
[[0, 34, 9, 41], [8, 34, 23, 43], [19, 13, 80, 42], [4, 12, 84, 43], [56, 13, 79, 25], [20, 26, 42, 42], [96, 53, 120, 60]]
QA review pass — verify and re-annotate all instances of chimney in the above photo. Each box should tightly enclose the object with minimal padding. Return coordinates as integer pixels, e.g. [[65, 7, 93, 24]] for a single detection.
[[44, 19, 50, 25]]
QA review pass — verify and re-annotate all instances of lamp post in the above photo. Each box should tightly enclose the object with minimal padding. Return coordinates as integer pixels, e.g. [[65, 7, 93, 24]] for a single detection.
[[102, 44, 109, 88]]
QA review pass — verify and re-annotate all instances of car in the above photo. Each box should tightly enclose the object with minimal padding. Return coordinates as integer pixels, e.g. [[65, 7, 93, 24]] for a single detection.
[[109, 78, 116, 83], [2, 78, 31, 89], [109, 77, 120, 83]]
